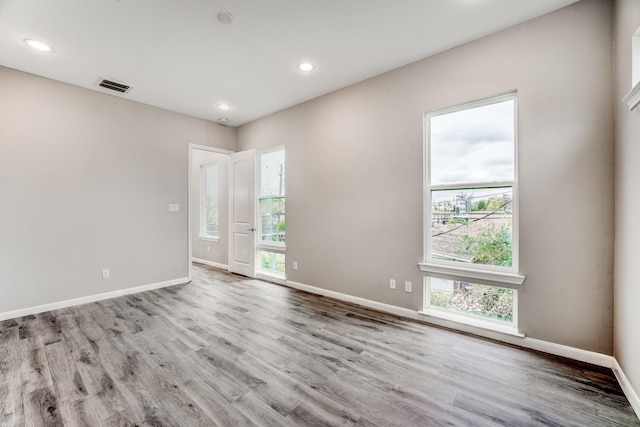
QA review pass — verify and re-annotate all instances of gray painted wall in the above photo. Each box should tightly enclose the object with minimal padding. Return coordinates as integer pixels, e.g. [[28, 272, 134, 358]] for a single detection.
[[614, 0, 640, 402], [0, 0, 621, 360], [237, 0, 615, 354], [0, 66, 235, 314], [190, 149, 229, 265]]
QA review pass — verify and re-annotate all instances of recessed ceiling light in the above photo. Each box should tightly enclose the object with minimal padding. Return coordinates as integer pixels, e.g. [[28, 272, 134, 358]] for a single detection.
[[218, 103, 230, 111], [217, 11, 234, 24], [298, 62, 315, 72], [24, 39, 53, 52], [218, 118, 229, 123]]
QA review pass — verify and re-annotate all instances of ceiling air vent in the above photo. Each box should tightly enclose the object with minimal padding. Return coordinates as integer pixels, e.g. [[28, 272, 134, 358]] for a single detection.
[[96, 77, 132, 94]]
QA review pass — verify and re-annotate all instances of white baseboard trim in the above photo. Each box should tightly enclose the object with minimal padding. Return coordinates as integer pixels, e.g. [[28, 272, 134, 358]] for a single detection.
[[192, 258, 229, 271], [284, 279, 614, 368], [613, 358, 640, 419], [0, 277, 190, 322], [521, 338, 614, 368], [286, 279, 423, 319]]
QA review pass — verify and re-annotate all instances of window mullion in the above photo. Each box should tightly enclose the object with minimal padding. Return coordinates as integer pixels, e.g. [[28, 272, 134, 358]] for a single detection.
[[429, 181, 514, 192]]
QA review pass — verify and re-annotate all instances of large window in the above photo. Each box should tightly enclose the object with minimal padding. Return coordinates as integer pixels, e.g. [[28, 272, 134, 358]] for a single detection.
[[257, 147, 285, 276], [421, 93, 523, 332], [200, 162, 219, 239]]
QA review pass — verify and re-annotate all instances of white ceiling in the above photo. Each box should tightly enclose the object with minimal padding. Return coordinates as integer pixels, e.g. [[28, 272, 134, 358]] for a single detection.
[[0, 0, 580, 126]]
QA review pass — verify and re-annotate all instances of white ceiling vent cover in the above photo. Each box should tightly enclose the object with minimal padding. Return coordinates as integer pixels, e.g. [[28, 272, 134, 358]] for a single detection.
[[96, 76, 132, 94]]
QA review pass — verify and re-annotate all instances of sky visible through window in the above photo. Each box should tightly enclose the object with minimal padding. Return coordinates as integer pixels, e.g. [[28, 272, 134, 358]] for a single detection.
[[429, 97, 515, 269], [430, 100, 514, 186], [260, 150, 285, 196]]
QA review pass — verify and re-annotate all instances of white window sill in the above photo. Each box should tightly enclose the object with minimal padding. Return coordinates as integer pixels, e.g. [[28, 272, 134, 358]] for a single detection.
[[419, 308, 524, 337], [198, 236, 220, 243], [419, 262, 525, 286], [256, 271, 286, 283], [256, 242, 287, 253], [622, 82, 640, 111]]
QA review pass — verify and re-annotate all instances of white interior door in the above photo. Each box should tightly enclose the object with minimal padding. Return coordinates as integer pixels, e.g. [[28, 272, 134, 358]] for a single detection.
[[228, 149, 255, 277]]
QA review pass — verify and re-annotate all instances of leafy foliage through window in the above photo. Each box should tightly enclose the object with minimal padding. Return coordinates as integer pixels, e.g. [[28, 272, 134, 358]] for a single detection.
[[430, 278, 514, 323], [259, 251, 285, 274], [431, 188, 513, 267]]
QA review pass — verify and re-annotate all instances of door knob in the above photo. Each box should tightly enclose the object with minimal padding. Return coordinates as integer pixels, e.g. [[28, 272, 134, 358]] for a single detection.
[[246, 228, 256, 232]]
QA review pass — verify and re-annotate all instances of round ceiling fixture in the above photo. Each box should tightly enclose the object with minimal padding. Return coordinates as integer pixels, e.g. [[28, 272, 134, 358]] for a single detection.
[[217, 11, 234, 24], [24, 39, 53, 52], [218, 118, 229, 123], [298, 62, 315, 72], [217, 103, 230, 111]]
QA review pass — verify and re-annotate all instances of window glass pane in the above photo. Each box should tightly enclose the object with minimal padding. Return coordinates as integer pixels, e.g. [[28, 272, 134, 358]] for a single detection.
[[258, 251, 285, 274], [430, 100, 514, 186], [633, 26, 640, 86], [259, 197, 285, 242], [260, 150, 285, 196], [430, 278, 514, 323], [431, 187, 512, 267], [202, 163, 219, 237]]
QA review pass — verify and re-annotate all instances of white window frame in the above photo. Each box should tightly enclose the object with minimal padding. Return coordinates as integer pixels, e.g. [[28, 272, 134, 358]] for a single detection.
[[633, 26, 640, 88], [256, 146, 286, 279], [623, 25, 640, 111], [419, 92, 525, 286], [419, 92, 524, 335], [199, 162, 220, 241], [422, 277, 522, 336]]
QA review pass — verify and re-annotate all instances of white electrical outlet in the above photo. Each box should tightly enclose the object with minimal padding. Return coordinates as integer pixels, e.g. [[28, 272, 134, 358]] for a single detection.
[[168, 204, 180, 212], [102, 269, 110, 279], [390, 279, 396, 289], [404, 281, 412, 293], [207, 246, 211, 252], [293, 261, 298, 270]]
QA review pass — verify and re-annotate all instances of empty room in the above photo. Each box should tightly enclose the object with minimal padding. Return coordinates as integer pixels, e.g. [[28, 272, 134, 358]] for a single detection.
[[1, 0, 640, 425]]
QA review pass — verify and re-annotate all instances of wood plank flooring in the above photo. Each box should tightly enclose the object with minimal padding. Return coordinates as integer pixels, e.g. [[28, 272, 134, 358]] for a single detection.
[[1, 263, 638, 426]]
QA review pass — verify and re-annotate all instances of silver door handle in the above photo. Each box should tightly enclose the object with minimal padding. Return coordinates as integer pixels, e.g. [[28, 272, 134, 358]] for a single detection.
[[246, 228, 256, 232]]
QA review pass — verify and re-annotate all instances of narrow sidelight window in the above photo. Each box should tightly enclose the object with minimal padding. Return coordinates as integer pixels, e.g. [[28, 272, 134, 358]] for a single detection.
[[201, 163, 219, 239], [256, 147, 286, 277]]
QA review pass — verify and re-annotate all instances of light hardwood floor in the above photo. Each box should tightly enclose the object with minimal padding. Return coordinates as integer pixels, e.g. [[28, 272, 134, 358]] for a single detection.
[[1, 263, 638, 426]]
